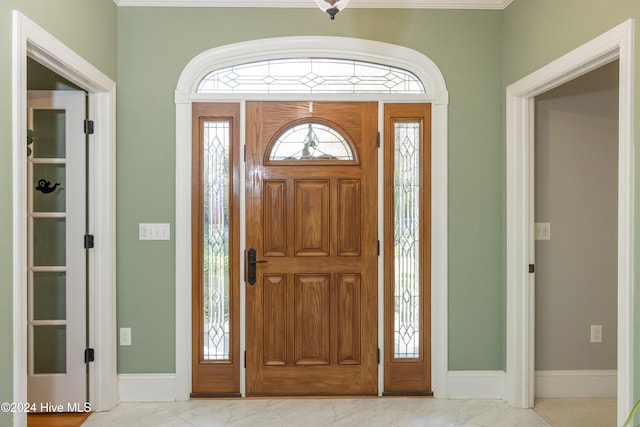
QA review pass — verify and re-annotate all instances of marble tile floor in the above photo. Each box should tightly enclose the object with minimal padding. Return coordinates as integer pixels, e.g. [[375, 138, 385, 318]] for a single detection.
[[82, 398, 551, 427]]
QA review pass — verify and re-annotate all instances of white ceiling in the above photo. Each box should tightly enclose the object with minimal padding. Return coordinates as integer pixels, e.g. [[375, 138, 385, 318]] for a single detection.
[[114, 0, 514, 9]]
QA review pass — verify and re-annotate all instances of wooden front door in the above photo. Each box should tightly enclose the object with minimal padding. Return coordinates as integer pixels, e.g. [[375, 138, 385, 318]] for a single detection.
[[246, 102, 378, 396]]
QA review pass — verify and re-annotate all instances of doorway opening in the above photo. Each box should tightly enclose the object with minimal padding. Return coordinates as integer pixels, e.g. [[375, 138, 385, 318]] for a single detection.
[[175, 36, 449, 400], [505, 19, 634, 426], [243, 101, 379, 396], [532, 61, 619, 426], [12, 11, 118, 427], [190, 100, 433, 396]]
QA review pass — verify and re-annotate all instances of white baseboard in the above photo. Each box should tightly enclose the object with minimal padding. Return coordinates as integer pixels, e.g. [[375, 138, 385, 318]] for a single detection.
[[118, 374, 177, 402], [447, 371, 506, 399], [535, 370, 617, 398], [118, 371, 516, 402]]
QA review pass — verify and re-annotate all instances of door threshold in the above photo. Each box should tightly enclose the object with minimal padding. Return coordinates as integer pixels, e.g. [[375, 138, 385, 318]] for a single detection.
[[191, 393, 242, 399], [383, 391, 434, 397], [192, 394, 433, 400]]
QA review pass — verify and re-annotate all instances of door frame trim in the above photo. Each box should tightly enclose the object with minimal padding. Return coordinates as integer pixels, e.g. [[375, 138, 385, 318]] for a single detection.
[[505, 19, 634, 424], [175, 36, 449, 399], [12, 11, 118, 426]]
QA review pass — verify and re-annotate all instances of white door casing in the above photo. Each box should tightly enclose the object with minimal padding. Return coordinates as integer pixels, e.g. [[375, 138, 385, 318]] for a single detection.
[[13, 12, 118, 427], [27, 90, 87, 409]]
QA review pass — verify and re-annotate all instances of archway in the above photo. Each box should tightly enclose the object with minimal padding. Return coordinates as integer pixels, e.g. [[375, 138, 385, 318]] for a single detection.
[[174, 36, 449, 399]]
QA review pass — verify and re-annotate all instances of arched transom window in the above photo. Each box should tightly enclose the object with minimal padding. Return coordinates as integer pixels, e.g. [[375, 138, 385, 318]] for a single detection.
[[196, 58, 425, 94]]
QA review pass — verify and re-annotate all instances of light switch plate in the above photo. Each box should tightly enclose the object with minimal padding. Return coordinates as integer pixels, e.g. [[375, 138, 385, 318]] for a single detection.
[[139, 223, 170, 240], [535, 222, 551, 240], [120, 327, 132, 346]]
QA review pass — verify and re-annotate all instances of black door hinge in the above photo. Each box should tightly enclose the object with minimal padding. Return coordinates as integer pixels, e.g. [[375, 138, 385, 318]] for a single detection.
[[244, 350, 247, 368], [377, 240, 380, 256], [84, 234, 94, 249], [84, 348, 95, 363], [244, 144, 247, 162], [377, 131, 381, 148], [377, 348, 381, 364], [84, 120, 94, 135], [529, 264, 535, 273]]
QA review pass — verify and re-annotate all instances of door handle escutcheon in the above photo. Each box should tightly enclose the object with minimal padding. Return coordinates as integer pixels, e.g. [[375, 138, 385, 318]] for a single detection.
[[247, 248, 267, 285]]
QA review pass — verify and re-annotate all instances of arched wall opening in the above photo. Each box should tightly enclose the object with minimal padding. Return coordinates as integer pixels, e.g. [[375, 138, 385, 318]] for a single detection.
[[174, 36, 449, 398]]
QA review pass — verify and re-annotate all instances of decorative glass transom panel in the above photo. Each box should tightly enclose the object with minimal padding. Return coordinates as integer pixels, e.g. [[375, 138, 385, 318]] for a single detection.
[[203, 120, 230, 361], [269, 122, 355, 161], [197, 58, 425, 94], [393, 122, 421, 359]]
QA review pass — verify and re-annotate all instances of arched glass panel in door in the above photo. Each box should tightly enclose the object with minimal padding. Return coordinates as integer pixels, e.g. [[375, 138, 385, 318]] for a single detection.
[[269, 122, 356, 162]]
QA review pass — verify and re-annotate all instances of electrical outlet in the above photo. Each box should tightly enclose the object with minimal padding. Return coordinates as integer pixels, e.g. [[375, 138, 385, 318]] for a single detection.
[[590, 324, 602, 343], [120, 327, 132, 346]]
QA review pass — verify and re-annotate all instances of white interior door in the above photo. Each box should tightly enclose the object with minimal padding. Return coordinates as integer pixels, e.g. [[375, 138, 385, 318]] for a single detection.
[[27, 90, 87, 409]]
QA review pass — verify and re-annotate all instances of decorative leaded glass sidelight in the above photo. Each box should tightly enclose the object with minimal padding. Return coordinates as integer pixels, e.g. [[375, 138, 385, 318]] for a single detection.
[[197, 58, 425, 94], [203, 121, 231, 360], [393, 122, 421, 359], [269, 122, 355, 161]]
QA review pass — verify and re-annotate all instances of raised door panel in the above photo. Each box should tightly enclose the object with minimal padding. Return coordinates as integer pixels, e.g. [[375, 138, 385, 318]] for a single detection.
[[263, 180, 287, 257], [337, 180, 361, 256], [294, 180, 329, 256], [294, 274, 330, 365], [263, 274, 287, 366], [337, 274, 361, 365]]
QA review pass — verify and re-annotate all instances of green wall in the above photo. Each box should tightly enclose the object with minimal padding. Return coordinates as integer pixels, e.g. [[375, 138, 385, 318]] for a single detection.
[[504, 0, 637, 83], [4, 0, 640, 418], [116, 7, 505, 373], [503, 0, 640, 406], [0, 1, 116, 424]]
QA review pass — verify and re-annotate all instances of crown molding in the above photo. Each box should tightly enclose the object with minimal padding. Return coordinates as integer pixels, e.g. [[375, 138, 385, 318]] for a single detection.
[[113, 0, 514, 10]]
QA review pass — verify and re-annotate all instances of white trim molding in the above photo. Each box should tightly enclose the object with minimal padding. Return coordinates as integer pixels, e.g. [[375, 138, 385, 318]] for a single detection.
[[175, 36, 449, 400], [119, 374, 178, 402], [505, 19, 634, 426], [447, 371, 506, 400], [12, 11, 118, 427], [115, 0, 514, 10], [535, 370, 617, 398]]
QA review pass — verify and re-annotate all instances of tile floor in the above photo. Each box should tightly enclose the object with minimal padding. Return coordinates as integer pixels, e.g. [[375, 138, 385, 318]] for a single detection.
[[533, 398, 617, 427], [82, 398, 551, 427]]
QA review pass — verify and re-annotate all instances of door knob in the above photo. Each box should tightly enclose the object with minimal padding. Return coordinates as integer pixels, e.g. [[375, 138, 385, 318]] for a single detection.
[[247, 248, 267, 285]]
